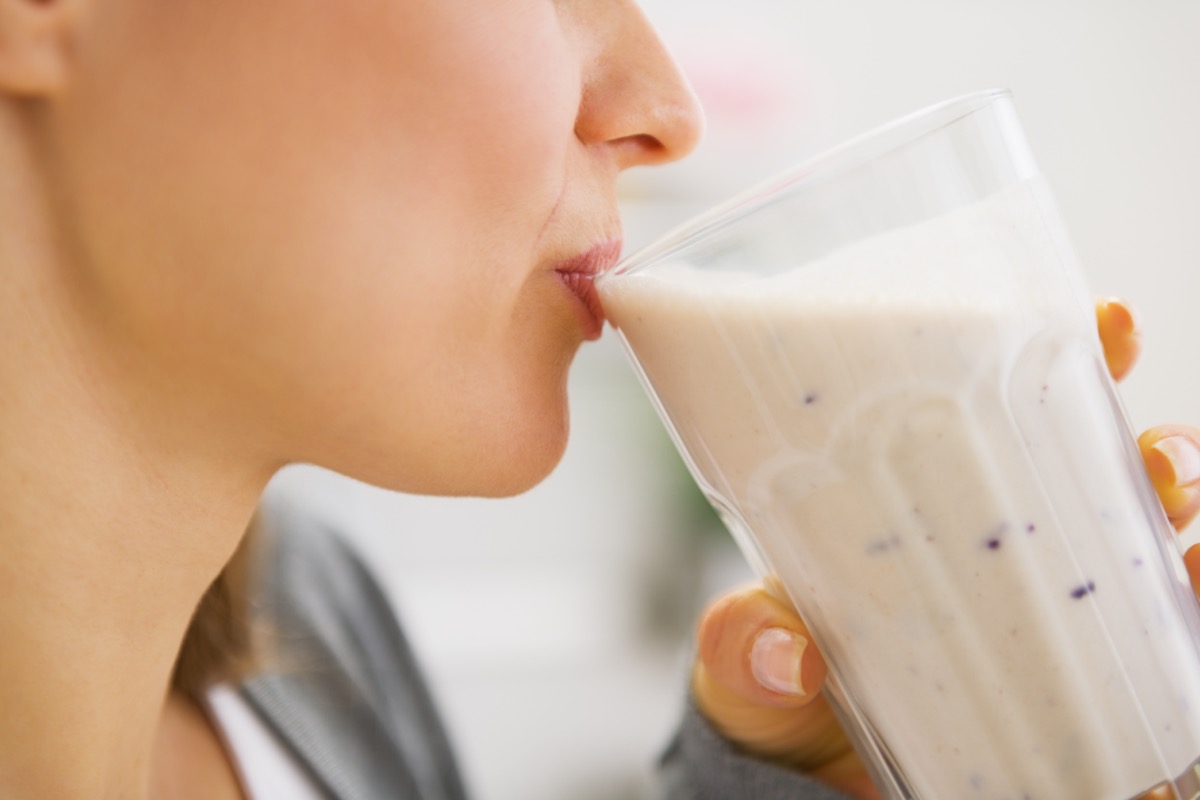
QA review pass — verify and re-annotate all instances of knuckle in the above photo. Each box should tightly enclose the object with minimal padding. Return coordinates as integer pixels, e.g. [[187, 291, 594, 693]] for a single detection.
[[696, 588, 772, 667]]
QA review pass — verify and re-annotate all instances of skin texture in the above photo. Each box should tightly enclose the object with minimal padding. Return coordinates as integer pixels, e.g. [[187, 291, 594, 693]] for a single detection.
[[693, 299, 1200, 800], [0, 0, 700, 798]]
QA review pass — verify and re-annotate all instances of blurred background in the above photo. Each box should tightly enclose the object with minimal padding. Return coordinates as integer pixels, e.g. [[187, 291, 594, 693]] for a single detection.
[[267, 2, 1200, 798]]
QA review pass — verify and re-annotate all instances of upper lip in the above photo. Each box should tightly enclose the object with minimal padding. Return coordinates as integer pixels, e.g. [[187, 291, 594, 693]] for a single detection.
[[552, 238, 623, 278]]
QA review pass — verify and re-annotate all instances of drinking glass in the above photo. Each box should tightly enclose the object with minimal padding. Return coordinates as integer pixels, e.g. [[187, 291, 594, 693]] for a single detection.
[[599, 89, 1200, 800]]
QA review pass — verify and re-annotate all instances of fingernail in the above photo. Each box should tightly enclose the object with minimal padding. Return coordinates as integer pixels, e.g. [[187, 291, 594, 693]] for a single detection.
[[751, 628, 806, 696], [1152, 436, 1200, 487], [1100, 299, 1136, 334]]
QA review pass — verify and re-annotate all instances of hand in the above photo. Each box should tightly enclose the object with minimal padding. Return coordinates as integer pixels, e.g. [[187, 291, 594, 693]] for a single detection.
[[691, 299, 1200, 800]]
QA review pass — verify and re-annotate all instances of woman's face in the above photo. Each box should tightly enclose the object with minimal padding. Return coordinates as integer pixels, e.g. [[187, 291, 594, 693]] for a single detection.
[[42, 0, 701, 495]]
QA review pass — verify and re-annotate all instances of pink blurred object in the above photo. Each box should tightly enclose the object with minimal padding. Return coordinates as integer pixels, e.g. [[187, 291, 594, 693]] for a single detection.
[[674, 37, 809, 129], [621, 24, 830, 203]]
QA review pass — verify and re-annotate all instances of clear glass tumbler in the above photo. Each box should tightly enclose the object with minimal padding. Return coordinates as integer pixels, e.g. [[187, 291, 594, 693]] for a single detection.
[[599, 89, 1200, 800]]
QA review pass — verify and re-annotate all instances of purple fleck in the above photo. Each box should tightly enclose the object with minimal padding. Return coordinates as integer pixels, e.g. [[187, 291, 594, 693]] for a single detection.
[[804, 393, 818, 405], [1070, 581, 1097, 599], [1133, 557, 1144, 568], [985, 522, 1009, 550], [1026, 523, 1036, 534]]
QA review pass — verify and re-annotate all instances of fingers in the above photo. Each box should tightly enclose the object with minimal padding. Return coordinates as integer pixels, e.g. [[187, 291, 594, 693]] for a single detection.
[[692, 584, 857, 771], [1139, 425, 1200, 531], [1096, 298, 1141, 382], [809, 747, 885, 800], [694, 584, 826, 710], [1185, 545, 1200, 598]]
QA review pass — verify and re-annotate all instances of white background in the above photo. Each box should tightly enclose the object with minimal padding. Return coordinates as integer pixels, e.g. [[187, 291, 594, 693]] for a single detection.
[[269, 3, 1200, 799]]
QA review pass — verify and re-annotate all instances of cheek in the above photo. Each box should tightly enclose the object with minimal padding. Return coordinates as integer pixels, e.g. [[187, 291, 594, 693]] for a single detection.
[[54, 0, 586, 490], [111, 0, 576, 337]]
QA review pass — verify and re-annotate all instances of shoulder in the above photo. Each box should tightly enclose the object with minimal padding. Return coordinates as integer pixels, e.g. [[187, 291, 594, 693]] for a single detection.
[[248, 495, 411, 696], [253, 495, 381, 609], [239, 496, 470, 800], [253, 498, 388, 628]]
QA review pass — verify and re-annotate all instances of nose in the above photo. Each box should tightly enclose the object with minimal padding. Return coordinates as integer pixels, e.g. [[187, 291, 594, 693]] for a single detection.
[[572, 2, 704, 170]]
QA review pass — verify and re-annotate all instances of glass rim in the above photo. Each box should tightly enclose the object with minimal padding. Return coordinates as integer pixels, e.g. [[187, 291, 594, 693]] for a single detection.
[[607, 87, 1014, 279]]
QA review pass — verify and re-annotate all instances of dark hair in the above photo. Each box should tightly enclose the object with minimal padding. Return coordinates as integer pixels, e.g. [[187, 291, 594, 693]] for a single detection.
[[171, 521, 261, 697]]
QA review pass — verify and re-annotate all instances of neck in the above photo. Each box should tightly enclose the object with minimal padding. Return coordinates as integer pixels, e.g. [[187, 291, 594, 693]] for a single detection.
[[0, 120, 274, 799]]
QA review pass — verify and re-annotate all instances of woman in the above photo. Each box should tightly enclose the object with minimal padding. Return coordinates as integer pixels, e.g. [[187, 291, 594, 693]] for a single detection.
[[1, 0, 1195, 798], [0, 1, 698, 796]]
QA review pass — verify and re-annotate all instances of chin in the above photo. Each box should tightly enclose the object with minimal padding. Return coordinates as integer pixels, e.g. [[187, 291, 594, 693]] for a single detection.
[[444, 361, 575, 498], [459, 410, 571, 498], [333, 401, 572, 500], [468, 450, 563, 497], [313, 349, 578, 498]]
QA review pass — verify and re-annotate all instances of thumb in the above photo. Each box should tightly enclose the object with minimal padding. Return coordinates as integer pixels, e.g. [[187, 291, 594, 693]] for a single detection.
[[692, 585, 845, 764], [1139, 425, 1200, 531]]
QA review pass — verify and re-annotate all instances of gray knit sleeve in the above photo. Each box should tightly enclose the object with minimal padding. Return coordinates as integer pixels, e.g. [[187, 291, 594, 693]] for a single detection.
[[659, 696, 854, 800]]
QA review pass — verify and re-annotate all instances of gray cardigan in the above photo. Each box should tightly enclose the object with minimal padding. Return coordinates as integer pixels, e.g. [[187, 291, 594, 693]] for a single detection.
[[239, 503, 850, 800]]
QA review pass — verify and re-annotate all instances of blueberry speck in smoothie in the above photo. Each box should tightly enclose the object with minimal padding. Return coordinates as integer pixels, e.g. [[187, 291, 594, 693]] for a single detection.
[[867, 534, 902, 554], [1025, 523, 1036, 534], [1133, 557, 1144, 567], [804, 393, 818, 405], [1070, 581, 1096, 599], [986, 538, 1002, 550]]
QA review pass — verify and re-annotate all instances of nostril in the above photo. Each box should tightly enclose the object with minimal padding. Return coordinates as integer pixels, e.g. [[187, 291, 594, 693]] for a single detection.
[[612, 133, 669, 165], [609, 106, 703, 168]]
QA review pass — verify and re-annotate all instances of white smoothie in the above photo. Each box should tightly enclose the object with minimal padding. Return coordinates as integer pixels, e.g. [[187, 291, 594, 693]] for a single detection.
[[600, 177, 1200, 800]]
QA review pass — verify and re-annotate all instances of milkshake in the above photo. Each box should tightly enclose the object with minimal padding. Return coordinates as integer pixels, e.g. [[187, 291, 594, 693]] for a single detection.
[[600, 176, 1200, 799]]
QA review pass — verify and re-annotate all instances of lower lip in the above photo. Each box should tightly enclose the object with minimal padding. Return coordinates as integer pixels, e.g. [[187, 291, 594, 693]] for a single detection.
[[556, 270, 605, 340]]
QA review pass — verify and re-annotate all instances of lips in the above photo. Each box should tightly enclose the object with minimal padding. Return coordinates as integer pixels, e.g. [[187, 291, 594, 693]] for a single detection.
[[553, 239, 621, 340]]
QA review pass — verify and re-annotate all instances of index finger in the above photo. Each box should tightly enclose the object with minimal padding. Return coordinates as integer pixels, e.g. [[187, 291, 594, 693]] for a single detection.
[[1139, 425, 1200, 531], [1096, 298, 1140, 382]]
